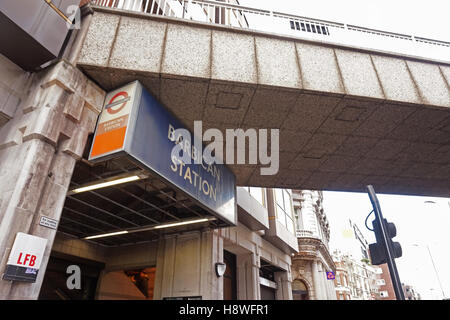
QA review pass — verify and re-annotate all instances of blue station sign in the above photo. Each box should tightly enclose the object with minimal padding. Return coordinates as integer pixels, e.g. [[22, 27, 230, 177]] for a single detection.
[[89, 81, 237, 226]]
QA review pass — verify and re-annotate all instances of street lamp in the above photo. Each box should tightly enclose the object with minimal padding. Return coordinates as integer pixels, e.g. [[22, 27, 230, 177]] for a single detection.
[[411, 243, 446, 299]]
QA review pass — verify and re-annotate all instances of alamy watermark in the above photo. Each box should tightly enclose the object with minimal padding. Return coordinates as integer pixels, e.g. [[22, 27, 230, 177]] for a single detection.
[[169, 121, 279, 175]]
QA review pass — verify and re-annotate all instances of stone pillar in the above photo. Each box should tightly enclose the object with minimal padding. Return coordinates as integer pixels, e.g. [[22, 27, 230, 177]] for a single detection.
[[274, 269, 292, 300], [318, 263, 328, 300], [153, 229, 223, 300], [325, 273, 334, 300], [311, 260, 322, 300], [329, 276, 337, 300], [0, 61, 104, 299], [236, 253, 260, 300]]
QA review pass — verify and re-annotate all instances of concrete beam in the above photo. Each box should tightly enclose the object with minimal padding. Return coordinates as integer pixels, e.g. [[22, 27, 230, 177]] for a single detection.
[[76, 9, 450, 197]]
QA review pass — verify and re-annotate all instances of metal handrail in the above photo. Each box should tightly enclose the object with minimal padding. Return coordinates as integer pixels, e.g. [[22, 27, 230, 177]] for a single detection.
[[91, 0, 450, 60]]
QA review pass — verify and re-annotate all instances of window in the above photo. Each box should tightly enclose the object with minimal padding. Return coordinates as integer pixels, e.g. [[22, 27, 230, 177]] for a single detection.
[[380, 290, 389, 298], [274, 189, 295, 233], [376, 279, 386, 286], [245, 187, 265, 207]]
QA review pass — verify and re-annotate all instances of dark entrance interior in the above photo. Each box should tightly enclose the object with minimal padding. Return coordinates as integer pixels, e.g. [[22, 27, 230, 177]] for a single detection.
[[38, 252, 104, 300], [260, 285, 276, 300], [57, 139, 229, 247], [223, 250, 237, 300], [259, 258, 284, 300]]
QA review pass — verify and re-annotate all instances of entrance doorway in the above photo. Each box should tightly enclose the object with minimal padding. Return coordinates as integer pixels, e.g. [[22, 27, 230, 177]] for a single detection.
[[38, 252, 104, 300], [223, 250, 237, 300], [259, 258, 283, 300], [292, 279, 309, 300]]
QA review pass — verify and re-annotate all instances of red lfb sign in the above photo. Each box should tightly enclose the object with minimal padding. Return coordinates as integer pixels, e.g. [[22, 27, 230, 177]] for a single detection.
[[16, 252, 37, 267]]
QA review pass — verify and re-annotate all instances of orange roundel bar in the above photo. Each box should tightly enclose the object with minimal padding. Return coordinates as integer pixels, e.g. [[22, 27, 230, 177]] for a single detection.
[[90, 126, 127, 158]]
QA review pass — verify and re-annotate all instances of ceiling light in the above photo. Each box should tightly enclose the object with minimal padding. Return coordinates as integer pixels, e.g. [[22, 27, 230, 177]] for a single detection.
[[152, 218, 210, 230], [69, 175, 142, 195], [84, 230, 129, 240], [83, 217, 215, 240]]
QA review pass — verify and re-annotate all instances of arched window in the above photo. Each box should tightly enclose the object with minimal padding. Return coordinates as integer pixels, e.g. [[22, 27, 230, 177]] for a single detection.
[[292, 279, 309, 300]]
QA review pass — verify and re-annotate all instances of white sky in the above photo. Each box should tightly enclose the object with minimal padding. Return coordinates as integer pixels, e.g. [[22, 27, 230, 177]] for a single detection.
[[240, 0, 450, 41], [238, 0, 450, 300], [323, 191, 450, 300], [239, 0, 450, 61]]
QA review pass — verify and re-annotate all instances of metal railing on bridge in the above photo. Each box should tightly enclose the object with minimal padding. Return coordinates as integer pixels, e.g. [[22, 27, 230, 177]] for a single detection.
[[91, 0, 450, 61]]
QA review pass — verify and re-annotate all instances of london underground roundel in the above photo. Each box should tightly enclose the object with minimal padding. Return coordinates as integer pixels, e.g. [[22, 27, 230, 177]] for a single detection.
[[107, 91, 129, 115], [89, 82, 138, 160]]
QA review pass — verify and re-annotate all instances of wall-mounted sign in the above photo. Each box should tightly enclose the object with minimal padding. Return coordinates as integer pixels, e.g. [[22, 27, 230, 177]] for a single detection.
[[39, 216, 58, 230], [326, 271, 335, 280], [89, 81, 236, 226], [89, 82, 138, 160], [2, 233, 48, 282]]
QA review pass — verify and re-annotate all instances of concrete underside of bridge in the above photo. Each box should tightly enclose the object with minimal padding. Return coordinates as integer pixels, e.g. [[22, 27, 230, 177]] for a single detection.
[[76, 7, 450, 197]]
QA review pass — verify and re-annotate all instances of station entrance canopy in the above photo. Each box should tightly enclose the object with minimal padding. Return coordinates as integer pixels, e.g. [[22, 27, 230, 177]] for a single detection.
[[60, 81, 236, 246]]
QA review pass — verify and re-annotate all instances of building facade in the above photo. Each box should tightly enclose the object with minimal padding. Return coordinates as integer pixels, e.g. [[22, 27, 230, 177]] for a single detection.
[[1, 0, 448, 301], [376, 263, 397, 300], [332, 250, 381, 300], [290, 190, 336, 300], [0, 1, 300, 300], [402, 283, 421, 300]]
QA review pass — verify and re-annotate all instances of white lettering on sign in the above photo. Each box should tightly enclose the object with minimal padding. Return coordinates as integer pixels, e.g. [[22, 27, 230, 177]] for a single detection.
[[7, 233, 47, 270], [39, 216, 59, 230]]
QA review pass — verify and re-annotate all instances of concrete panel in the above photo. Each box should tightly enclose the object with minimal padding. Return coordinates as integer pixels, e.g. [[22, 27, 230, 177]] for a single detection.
[[300, 133, 347, 159], [317, 98, 379, 135], [237, 187, 269, 230], [161, 24, 211, 79], [203, 83, 255, 125], [406, 61, 450, 107], [242, 88, 298, 128], [371, 55, 421, 104], [109, 17, 167, 73], [173, 234, 201, 296], [255, 37, 301, 89], [211, 30, 257, 84], [296, 43, 345, 94], [281, 93, 341, 133], [276, 168, 311, 187], [231, 165, 255, 186], [78, 12, 120, 66], [440, 65, 450, 89], [159, 78, 208, 121], [334, 49, 384, 99], [348, 157, 402, 176], [302, 171, 340, 190], [364, 139, 410, 161], [279, 130, 311, 153], [353, 102, 417, 138], [317, 155, 360, 173], [334, 136, 379, 157], [289, 154, 327, 171], [402, 108, 450, 129]]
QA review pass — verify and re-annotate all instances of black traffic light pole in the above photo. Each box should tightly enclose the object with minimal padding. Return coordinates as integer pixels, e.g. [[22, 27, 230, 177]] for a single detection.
[[367, 185, 405, 300]]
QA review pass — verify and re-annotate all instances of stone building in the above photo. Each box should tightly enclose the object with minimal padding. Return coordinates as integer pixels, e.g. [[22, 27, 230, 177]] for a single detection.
[[402, 283, 421, 300], [332, 250, 382, 300], [1, 0, 449, 301], [0, 1, 299, 300], [291, 190, 336, 300]]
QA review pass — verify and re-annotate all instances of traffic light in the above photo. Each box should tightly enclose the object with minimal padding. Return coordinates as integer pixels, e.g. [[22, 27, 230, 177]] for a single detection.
[[369, 218, 402, 265]]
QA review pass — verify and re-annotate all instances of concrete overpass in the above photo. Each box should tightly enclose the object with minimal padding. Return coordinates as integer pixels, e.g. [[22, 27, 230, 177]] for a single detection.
[[75, 4, 450, 197]]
